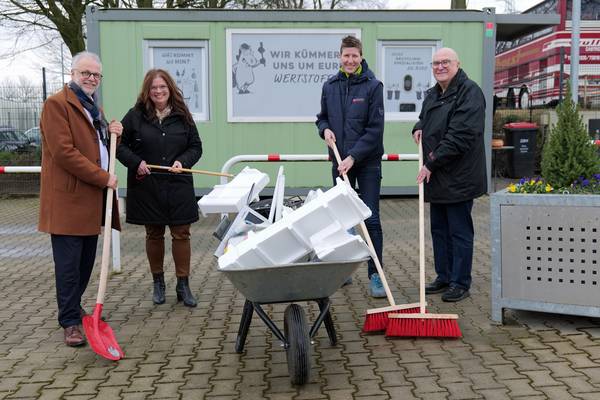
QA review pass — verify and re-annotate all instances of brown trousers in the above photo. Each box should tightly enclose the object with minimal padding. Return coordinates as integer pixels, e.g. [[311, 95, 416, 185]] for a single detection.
[[145, 224, 191, 277]]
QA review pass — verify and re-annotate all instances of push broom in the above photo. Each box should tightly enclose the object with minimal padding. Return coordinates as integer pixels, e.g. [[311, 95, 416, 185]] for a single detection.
[[385, 145, 461, 338], [329, 143, 420, 332]]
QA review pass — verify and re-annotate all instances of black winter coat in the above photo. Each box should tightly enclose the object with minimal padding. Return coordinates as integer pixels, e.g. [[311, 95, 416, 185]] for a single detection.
[[316, 60, 384, 166], [413, 69, 487, 203], [117, 106, 202, 225]]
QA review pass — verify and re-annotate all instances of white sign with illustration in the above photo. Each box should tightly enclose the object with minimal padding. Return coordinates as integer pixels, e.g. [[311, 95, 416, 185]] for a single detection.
[[227, 29, 361, 122], [144, 40, 209, 121], [378, 41, 439, 121]]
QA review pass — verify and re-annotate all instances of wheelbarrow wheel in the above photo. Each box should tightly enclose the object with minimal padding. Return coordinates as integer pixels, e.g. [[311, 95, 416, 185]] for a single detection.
[[284, 304, 310, 385]]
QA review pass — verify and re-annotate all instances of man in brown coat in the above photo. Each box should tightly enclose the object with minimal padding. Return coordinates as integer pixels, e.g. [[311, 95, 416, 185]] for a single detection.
[[39, 51, 122, 347]]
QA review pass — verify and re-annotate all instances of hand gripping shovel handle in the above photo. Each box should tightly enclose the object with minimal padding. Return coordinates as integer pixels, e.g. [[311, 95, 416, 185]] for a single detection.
[[330, 143, 396, 306]]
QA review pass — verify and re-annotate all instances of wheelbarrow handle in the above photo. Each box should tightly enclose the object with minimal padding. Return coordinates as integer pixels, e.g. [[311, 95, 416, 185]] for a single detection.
[[146, 164, 234, 178], [330, 143, 396, 307]]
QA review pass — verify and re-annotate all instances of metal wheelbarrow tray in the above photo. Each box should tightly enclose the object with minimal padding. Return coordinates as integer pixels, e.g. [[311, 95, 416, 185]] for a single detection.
[[220, 258, 367, 385]]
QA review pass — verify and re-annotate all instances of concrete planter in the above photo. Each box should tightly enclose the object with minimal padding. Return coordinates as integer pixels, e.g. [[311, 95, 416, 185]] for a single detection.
[[490, 190, 600, 323]]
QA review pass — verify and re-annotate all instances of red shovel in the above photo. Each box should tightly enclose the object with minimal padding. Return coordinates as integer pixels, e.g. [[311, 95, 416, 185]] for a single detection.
[[82, 132, 124, 361]]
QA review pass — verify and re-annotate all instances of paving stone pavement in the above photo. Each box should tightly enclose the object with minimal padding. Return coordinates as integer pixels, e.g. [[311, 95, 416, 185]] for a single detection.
[[1, 194, 600, 400]]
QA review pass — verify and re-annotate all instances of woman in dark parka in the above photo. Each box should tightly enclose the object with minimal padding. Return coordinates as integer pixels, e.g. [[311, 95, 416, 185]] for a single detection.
[[117, 69, 202, 307]]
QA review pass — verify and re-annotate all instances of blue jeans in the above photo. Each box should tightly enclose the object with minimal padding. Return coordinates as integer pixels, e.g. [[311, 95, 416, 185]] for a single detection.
[[333, 162, 382, 278], [429, 200, 474, 290], [51, 234, 98, 328]]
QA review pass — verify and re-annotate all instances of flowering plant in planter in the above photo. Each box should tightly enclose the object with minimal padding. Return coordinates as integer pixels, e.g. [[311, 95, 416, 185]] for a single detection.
[[508, 177, 553, 194], [563, 174, 600, 194], [507, 85, 599, 194]]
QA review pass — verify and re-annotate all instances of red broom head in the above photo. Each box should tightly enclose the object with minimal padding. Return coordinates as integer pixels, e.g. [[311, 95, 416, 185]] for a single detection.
[[362, 307, 421, 333], [385, 317, 462, 338], [362, 312, 388, 332]]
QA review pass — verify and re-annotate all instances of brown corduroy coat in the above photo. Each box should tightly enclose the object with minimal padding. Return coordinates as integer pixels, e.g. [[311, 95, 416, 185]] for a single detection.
[[38, 85, 120, 235]]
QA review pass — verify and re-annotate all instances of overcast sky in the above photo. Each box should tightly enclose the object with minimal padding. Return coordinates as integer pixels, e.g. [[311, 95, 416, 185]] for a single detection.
[[0, 0, 543, 84]]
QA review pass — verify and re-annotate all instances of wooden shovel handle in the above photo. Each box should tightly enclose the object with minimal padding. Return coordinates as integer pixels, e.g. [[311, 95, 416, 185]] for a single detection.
[[146, 164, 233, 178], [330, 143, 396, 307], [96, 133, 117, 305]]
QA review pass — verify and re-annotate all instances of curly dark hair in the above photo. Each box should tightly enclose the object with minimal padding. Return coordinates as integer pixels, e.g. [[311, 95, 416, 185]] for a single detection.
[[340, 35, 362, 56], [136, 69, 194, 126]]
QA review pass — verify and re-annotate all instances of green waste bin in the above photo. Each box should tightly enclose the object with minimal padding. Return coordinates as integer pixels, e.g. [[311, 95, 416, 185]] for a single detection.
[[503, 122, 538, 178]]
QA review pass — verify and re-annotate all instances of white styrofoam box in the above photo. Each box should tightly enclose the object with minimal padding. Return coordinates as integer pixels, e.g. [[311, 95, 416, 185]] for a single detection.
[[218, 179, 371, 270], [197, 185, 252, 216], [287, 179, 371, 243], [218, 224, 312, 270], [198, 167, 269, 216], [311, 226, 370, 262]]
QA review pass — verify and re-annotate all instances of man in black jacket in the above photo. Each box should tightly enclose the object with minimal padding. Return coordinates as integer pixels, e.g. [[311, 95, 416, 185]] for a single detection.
[[316, 36, 386, 297], [412, 48, 487, 302]]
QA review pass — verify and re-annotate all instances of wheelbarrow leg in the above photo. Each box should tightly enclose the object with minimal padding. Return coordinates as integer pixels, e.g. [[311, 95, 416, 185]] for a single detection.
[[235, 299, 254, 353], [312, 298, 337, 346]]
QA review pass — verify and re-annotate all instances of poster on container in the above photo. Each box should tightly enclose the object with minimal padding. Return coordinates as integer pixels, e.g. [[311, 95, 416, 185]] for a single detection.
[[144, 40, 209, 121], [377, 41, 439, 121], [227, 29, 361, 122]]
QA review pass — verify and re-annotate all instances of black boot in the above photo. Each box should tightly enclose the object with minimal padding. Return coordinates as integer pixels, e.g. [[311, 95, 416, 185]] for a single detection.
[[175, 277, 197, 307], [152, 273, 166, 305]]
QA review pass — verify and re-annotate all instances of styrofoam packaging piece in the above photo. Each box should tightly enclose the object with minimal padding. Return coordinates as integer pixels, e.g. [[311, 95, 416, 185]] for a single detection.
[[287, 179, 371, 243], [218, 179, 371, 270], [197, 185, 252, 215], [218, 224, 312, 270], [198, 166, 269, 216], [310, 223, 370, 262], [312, 232, 370, 262]]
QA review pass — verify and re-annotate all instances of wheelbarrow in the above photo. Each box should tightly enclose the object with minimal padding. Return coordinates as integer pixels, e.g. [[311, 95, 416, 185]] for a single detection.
[[220, 258, 367, 385]]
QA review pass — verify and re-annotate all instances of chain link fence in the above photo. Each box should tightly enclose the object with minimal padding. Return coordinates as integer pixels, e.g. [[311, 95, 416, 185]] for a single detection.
[[0, 84, 61, 196]]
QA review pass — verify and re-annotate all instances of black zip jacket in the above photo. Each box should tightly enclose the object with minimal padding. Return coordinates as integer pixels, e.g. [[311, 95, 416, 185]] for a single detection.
[[117, 106, 202, 225], [316, 59, 384, 166], [413, 69, 487, 203]]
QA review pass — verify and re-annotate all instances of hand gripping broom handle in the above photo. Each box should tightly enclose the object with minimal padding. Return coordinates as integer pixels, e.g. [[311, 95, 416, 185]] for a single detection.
[[418, 145, 426, 314], [330, 143, 396, 306], [96, 133, 117, 305]]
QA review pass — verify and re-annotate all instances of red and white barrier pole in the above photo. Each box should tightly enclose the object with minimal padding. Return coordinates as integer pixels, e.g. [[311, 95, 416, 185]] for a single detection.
[[219, 153, 418, 184], [0, 166, 42, 174]]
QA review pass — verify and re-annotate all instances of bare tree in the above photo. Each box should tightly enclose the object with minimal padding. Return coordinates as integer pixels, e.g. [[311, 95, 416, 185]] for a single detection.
[[236, 0, 384, 9], [0, 0, 384, 84]]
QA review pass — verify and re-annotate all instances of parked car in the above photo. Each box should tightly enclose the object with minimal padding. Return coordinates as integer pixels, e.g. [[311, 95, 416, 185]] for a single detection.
[[22, 127, 41, 147], [0, 126, 33, 153]]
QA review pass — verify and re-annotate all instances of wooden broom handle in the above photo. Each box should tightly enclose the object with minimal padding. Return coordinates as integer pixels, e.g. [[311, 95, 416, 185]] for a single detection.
[[418, 145, 426, 314], [330, 143, 396, 306], [146, 164, 233, 178], [96, 132, 117, 305]]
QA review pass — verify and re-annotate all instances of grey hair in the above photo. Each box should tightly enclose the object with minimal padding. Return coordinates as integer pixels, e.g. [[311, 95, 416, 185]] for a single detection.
[[71, 51, 102, 70]]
